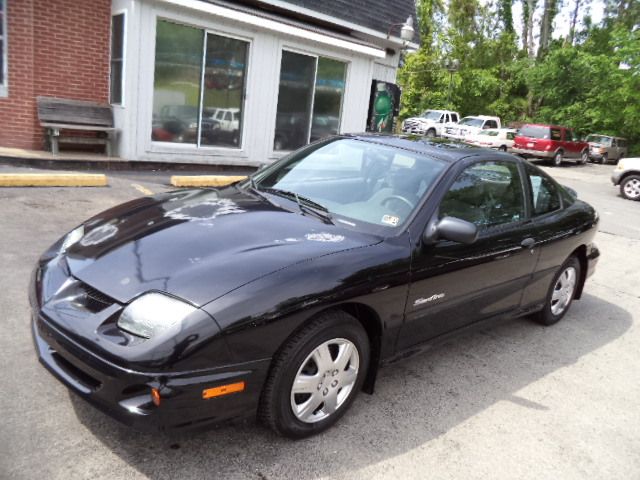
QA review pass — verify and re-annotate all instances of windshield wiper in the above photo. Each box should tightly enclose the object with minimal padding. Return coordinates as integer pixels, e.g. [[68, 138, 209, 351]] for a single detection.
[[240, 177, 281, 208], [262, 187, 333, 224]]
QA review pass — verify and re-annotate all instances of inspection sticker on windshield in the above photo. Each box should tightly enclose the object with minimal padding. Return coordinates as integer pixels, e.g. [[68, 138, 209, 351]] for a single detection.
[[382, 215, 400, 226]]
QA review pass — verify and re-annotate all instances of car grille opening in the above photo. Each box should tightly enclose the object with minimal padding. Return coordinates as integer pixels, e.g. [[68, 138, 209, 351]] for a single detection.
[[80, 283, 116, 313], [51, 352, 102, 390]]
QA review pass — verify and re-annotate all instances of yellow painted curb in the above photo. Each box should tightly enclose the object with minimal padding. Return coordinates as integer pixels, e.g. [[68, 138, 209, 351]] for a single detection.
[[0, 173, 108, 187], [170, 175, 247, 187]]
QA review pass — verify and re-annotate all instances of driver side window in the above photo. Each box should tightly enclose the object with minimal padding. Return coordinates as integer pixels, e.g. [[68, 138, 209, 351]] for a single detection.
[[439, 161, 525, 229]]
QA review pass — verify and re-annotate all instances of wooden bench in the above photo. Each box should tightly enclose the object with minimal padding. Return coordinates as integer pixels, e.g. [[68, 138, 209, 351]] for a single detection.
[[37, 97, 118, 156]]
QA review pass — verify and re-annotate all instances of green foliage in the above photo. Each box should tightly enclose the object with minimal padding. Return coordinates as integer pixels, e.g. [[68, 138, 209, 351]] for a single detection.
[[399, 0, 640, 154]]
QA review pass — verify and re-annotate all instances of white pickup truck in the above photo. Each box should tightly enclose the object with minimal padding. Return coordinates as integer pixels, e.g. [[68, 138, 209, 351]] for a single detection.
[[402, 110, 460, 138], [442, 115, 501, 141]]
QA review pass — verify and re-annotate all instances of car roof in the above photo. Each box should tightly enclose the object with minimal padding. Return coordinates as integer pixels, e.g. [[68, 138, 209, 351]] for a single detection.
[[521, 123, 570, 129], [587, 134, 626, 140], [342, 133, 514, 163]]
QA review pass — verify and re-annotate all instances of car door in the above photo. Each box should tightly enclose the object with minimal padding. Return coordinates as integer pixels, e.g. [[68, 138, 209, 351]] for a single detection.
[[519, 163, 582, 310], [564, 129, 580, 158], [397, 158, 540, 350]]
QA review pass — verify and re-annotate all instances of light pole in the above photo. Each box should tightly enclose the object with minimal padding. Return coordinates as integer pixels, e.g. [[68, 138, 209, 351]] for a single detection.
[[444, 58, 460, 107]]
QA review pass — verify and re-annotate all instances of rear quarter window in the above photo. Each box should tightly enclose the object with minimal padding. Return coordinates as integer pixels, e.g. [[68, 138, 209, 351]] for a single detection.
[[519, 125, 550, 139]]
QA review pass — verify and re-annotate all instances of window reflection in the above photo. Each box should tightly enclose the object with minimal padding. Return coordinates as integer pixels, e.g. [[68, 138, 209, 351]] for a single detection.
[[152, 20, 203, 144], [274, 52, 346, 151], [274, 51, 316, 151], [310, 57, 346, 142], [151, 20, 248, 148], [200, 34, 248, 147]]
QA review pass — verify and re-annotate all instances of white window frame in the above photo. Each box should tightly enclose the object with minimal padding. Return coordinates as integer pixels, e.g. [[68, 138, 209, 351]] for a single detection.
[[273, 47, 349, 153], [110, 11, 127, 106], [0, 0, 8, 97]]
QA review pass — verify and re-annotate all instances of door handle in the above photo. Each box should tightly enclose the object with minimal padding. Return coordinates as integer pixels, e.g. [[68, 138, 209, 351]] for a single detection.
[[521, 237, 535, 249]]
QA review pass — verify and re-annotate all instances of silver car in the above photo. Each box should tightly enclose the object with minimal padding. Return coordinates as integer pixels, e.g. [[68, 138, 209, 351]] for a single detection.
[[611, 157, 640, 201], [587, 134, 628, 164]]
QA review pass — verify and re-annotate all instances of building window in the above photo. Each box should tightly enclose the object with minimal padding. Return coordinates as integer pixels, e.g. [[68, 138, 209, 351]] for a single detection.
[[110, 13, 125, 105], [0, 0, 7, 96], [274, 51, 347, 151], [151, 19, 248, 148]]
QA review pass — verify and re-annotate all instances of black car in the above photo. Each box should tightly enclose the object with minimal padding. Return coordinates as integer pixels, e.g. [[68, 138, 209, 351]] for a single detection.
[[31, 135, 599, 438]]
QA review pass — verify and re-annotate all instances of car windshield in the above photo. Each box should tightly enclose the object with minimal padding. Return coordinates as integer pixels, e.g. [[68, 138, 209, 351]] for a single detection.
[[459, 117, 484, 127], [254, 138, 446, 232], [519, 125, 550, 139], [586, 135, 612, 145], [420, 110, 443, 121]]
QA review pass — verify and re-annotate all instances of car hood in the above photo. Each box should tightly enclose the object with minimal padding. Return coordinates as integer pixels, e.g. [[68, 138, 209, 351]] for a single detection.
[[65, 187, 381, 307]]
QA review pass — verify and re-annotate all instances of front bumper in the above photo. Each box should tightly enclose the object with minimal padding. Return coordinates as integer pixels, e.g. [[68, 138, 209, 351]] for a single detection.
[[586, 242, 600, 280], [511, 147, 555, 158], [442, 132, 465, 141], [30, 264, 270, 433], [611, 169, 623, 185], [32, 311, 270, 432]]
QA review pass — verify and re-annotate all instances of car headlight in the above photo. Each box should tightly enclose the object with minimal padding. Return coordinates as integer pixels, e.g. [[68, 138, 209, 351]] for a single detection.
[[117, 293, 197, 339], [61, 225, 85, 252]]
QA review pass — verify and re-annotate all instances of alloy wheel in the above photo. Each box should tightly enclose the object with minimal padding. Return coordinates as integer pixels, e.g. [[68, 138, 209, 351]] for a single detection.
[[623, 178, 640, 200], [551, 266, 577, 316], [553, 151, 563, 166], [580, 151, 589, 164], [290, 338, 359, 424]]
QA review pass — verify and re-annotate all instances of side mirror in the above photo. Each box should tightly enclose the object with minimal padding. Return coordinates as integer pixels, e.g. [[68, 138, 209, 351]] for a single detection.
[[423, 216, 479, 245]]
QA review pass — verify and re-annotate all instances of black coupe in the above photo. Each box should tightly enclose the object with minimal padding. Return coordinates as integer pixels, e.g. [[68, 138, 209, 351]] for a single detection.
[[31, 135, 599, 438]]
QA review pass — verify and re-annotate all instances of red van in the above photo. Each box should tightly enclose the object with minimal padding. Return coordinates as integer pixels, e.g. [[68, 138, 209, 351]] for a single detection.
[[513, 124, 589, 166]]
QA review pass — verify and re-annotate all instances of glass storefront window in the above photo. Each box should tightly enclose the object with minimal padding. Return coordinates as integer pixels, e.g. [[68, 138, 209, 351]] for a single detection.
[[151, 20, 248, 148], [152, 20, 203, 144], [274, 51, 316, 152], [274, 51, 346, 151], [200, 33, 248, 147], [310, 57, 346, 143]]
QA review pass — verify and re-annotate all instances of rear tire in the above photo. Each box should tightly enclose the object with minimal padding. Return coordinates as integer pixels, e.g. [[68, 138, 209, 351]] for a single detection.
[[531, 256, 581, 326], [426, 129, 436, 138], [551, 150, 564, 166], [259, 310, 370, 438], [499, 145, 507, 152], [621, 175, 640, 201]]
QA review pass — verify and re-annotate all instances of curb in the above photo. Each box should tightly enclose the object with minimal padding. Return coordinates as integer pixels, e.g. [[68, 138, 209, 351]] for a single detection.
[[0, 173, 108, 187], [170, 175, 248, 187], [0, 155, 260, 173]]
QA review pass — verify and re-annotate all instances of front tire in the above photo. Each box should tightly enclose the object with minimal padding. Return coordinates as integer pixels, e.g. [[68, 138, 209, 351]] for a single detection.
[[426, 129, 436, 138], [621, 175, 640, 201], [578, 150, 589, 165], [259, 310, 370, 438], [531, 256, 581, 326], [499, 145, 507, 152]]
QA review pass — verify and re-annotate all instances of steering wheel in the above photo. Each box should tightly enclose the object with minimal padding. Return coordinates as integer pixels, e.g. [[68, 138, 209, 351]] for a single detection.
[[381, 195, 414, 210]]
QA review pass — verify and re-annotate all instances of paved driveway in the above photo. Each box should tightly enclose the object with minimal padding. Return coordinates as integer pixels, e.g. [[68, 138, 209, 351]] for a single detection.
[[1, 162, 639, 479]]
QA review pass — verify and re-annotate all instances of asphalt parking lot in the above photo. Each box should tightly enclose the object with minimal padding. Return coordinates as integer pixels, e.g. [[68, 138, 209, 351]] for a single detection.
[[1, 161, 639, 479]]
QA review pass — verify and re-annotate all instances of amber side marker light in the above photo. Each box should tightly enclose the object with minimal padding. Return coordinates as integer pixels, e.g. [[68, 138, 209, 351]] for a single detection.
[[151, 387, 161, 407], [202, 381, 245, 399]]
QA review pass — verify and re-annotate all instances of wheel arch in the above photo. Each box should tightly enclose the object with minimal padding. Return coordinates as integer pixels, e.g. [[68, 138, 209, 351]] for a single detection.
[[264, 302, 384, 398], [620, 171, 640, 184], [332, 302, 383, 394]]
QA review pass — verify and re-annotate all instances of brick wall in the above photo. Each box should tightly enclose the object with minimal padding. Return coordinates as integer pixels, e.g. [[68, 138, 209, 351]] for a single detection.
[[0, 0, 111, 150]]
